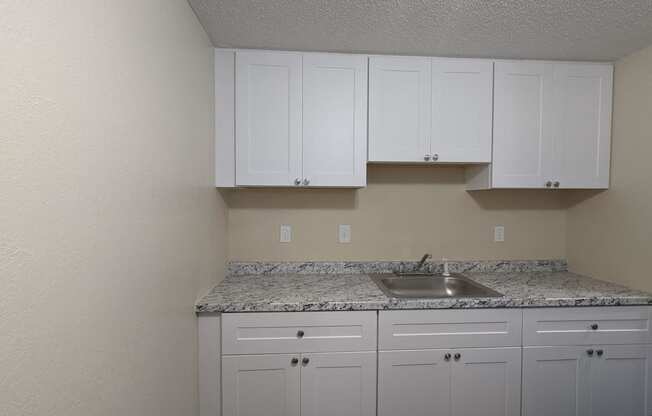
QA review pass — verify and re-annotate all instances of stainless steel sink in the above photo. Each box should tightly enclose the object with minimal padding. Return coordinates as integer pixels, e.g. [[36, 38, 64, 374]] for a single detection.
[[372, 273, 503, 299]]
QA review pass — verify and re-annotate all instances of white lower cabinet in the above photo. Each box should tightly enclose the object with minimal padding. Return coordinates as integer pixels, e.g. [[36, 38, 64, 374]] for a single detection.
[[222, 354, 300, 416], [378, 348, 521, 416], [301, 352, 377, 416], [523, 345, 651, 416], [223, 352, 376, 416]]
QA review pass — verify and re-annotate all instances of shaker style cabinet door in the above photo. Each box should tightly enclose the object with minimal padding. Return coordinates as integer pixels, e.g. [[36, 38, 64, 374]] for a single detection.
[[300, 352, 376, 416], [589, 345, 649, 416], [552, 63, 613, 189], [451, 348, 521, 416], [522, 346, 590, 416], [378, 350, 452, 416], [431, 59, 493, 163], [222, 354, 300, 416], [369, 56, 431, 162], [302, 54, 367, 187], [235, 51, 301, 186], [492, 61, 555, 188]]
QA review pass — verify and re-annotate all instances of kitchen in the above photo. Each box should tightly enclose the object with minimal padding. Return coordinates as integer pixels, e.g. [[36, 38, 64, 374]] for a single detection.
[[3, 1, 652, 416]]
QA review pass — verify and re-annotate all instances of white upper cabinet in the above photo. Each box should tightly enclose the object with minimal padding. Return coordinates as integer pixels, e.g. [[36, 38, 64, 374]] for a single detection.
[[369, 56, 493, 163], [553, 64, 613, 189], [369, 56, 432, 162], [235, 51, 302, 186], [431, 59, 493, 163], [302, 53, 367, 187], [470, 61, 613, 190], [234, 50, 366, 187], [492, 61, 555, 188]]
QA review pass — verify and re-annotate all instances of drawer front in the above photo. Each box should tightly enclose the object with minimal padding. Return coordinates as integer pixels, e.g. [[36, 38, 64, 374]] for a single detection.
[[523, 306, 652, 346], [222, 311, 377, 354], [379, 309, 523, 350]]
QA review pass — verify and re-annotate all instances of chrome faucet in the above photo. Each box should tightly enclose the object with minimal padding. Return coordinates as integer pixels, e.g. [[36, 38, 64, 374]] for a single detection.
[[416, 253, 432, 272]]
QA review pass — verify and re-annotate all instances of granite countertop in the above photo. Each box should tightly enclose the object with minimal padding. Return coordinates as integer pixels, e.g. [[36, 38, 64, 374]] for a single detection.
[[195, 261, 652, 313]]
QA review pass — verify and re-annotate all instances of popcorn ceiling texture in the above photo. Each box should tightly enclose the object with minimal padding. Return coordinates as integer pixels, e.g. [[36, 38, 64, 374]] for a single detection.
[[189, 0, 652, 61], [0, 1, 227, 415]]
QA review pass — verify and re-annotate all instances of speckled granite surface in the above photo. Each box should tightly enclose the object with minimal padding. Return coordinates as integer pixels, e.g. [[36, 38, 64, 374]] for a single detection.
[[226, 259, 568, 276], [196, 262, 652, 313]]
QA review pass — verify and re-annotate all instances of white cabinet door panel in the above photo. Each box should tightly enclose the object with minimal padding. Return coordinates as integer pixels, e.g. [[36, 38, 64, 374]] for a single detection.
[[452, 348, 521, 416], [522, 346, 590, 416], [378, 349, 452, 416], [222, 354, 300, 416], [235, 51, 301, 186], [301, 352, 376, 416], [590, 344, 648, 416], [553, 64, 613, 189], [369, 56, 431, 162], [493, 61, 555, 188], [432, 58, 493, 163], [302, 53, 367, 187]]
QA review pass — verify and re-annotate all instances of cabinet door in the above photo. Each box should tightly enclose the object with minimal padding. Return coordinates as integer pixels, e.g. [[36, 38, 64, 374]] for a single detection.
[[590, 345, 648, 416], [451, 348, 521, 416], [302, 54, 367, 187], [552, 64, 613, 189], [301, 352, 376, 416], [378, 350, 452, 416], [222, 354, 300, 416], [235, 51, 301, 186], [369, 56, 431, 162], [431, 59, 493, 163], [522, 346, 590, 416], [493, 61, 555, 188]]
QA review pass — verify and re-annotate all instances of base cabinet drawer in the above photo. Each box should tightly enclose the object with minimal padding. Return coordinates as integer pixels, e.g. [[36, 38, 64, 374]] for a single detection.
[[223, 352, 376, 416], [523, 307, 651, 347], [379, 309, 523, 349], [222, 311, 377, 354], [378, 347, 521, 416], [523, 345, 651, 416]]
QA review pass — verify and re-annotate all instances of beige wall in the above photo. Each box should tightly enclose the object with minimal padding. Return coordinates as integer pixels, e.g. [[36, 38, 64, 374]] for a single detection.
[[0, 2, 227, 415], [566, 44, 652, 292], [227, 166, 567, 261]]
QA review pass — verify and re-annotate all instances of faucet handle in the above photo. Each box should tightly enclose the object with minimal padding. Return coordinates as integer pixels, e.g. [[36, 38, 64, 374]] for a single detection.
[[442, 257, 451, 277]]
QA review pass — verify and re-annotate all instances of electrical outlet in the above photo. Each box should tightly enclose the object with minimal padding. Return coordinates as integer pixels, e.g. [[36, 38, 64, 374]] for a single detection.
[[338, 224, 351, 243], [280, 225, 292, 243], [494, 226, 505, 242]]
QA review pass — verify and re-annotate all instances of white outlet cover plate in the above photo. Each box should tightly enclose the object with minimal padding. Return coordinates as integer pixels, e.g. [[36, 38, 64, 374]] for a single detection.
[[280, 224, 292, 243], [494, 226, 505, 242], [338, 224, 351, 243]]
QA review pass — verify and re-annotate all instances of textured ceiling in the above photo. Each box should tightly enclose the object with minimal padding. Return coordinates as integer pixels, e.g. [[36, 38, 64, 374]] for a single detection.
[[188, 0, 652, 61]]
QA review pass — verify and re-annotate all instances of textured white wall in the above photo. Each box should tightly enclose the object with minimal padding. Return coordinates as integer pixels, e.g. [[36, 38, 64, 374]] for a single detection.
[[0, 1, 226, 415]]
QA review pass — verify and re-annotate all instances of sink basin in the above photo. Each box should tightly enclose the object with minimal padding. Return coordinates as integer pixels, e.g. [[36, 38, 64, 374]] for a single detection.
[[372, 274, 503, 299]]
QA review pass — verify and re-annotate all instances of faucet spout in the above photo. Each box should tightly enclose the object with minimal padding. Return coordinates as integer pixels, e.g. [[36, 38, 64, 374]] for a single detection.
[[416, 253, 432, 271]]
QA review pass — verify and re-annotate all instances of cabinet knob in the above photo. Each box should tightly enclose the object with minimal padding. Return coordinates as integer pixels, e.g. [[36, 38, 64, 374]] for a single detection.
[[291, 357, 299, 365], [297, 330, 305, 338], [424, 154, 431, 161], [553, 181, 560, 188], [294, 178, 301, 186], [302, 178, 310, 186], [454, 353, 461, 361], [596, 349, 604, 357], [302, 357, 310, 366], [591, 323, 599, 330], [432, 154, 439, 161], [587, 349, 594, 356], [444, 353, 452, 361], [545, 181, 553, 188]]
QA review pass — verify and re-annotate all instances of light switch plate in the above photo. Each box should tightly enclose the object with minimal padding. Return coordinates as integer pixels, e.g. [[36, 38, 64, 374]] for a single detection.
[[494, 225, 505, 242], [280, 225, 292, 243], [338, 224, 351, 243]]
